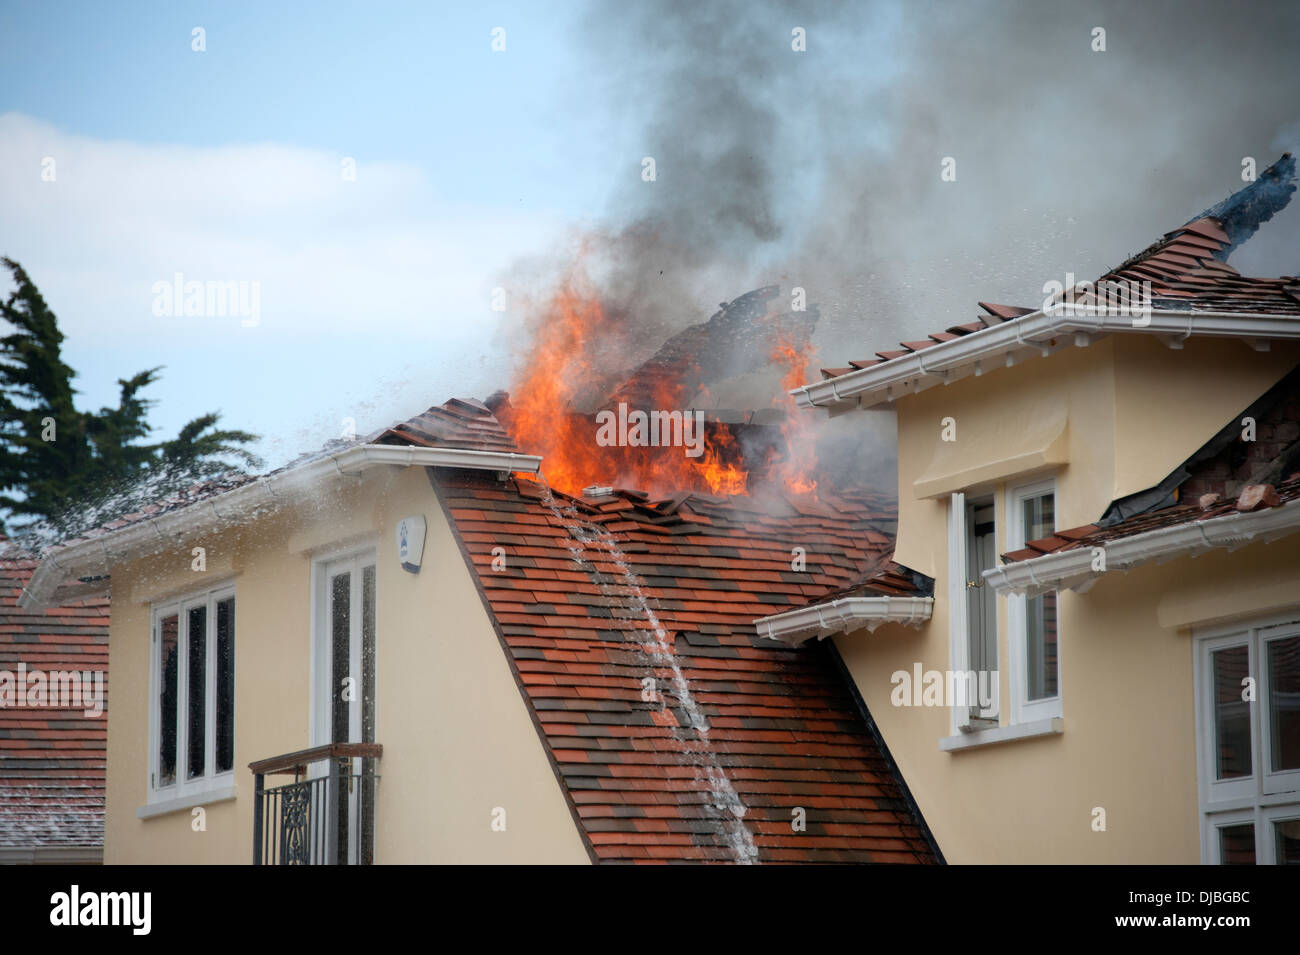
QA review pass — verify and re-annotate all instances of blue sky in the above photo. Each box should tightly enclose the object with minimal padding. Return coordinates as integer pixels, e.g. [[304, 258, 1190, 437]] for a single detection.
[[0, 1, 630, 466]]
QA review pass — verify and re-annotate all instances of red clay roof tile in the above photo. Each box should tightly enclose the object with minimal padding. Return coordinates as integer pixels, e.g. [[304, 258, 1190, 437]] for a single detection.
[[0, 549, 107, 852]]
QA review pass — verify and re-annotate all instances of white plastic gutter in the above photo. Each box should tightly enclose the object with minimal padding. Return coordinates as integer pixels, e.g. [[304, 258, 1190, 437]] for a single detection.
[[982, 497, 1300, 598], [791, 304, 1300, 411], [19, 443, 542, 610], [755, 595, 934, 646]]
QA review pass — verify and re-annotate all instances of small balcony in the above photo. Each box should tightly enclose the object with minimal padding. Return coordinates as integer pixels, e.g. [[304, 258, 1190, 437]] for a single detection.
[[249, 742, 382, 865]]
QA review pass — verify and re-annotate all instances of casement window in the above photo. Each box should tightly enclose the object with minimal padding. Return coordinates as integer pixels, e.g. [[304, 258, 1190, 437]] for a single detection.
[[948, 492, 999, 728], [1195, 617, 1300, 864], [1007, 478, 1061, 723], [149, 585, 236, 802]]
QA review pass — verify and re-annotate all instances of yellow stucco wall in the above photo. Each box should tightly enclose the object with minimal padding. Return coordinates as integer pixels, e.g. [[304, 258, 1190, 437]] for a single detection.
[[104, 465, 589, 864], [839, 334, 1300, 863]]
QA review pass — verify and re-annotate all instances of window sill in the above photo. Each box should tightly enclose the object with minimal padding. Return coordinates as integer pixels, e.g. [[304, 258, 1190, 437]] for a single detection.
[[137, 783, 238, 819], [939, 716, 1063, 752]]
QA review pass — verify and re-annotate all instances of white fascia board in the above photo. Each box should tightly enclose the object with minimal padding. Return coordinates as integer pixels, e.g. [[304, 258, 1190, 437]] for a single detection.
[[19, 444, 542, 610], [755, 595, 933, 646], [982, 497, 1300, 598], [791, 305, 1300, 411]]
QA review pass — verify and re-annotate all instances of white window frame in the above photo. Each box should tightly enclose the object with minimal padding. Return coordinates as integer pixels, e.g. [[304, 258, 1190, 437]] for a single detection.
[[1202, 808, 1257, 865], [1194, 612, 1300, 864], [309, 542, 379, 752], [147, 582, 237, 805], [1259, 620, 1300, 796], [948, 491, 999, 731], [1006, 476, 1062, 725]]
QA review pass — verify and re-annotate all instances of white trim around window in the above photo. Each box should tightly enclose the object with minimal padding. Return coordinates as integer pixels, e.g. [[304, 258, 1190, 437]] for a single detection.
[[146, 582, 237, 807], [1194, 611, 1300, 864], [1006, 476, 1062, 725], [309, 540, 379, 754], [947, 490, 971, 735]]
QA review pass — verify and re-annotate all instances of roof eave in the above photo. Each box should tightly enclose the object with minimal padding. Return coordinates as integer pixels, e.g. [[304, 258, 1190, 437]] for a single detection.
[[755, 595, 934, 646], [792, 304, 1300, 412], [983, 497, 1300, 597], [19, 443, 542, 610]]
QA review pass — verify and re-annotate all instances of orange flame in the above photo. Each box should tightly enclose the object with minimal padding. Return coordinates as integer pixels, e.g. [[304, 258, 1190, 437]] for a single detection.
[[499, 264, 752, 497], [768, 328, 819, 496]]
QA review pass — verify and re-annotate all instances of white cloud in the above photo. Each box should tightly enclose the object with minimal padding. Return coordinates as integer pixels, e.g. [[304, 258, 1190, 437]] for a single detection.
[[0, 113, 558, 464]]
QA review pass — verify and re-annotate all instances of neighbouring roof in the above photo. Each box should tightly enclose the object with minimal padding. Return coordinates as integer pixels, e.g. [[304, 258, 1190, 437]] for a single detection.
[[26, 398, 512, 560], [427, 401, 937, 863], [811, 153, 1300, 390], [21, 399, 541, 608], [0, 547, 108, 856]]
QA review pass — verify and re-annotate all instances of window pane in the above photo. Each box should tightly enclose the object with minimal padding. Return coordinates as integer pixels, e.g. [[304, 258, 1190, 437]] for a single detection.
[[1213, 646, 1252, 779], [1027, 592, 1059, 700], [362, 565, 376, 745], [158, 614, 179, 787], [187, 605, 207, 779], [215, 598, 235, 774], [331, 572, 351, 744], [1022, 493, 1054, 542], [1276, 819, 1300, 865], [1023, 493, 1057, 701], [966, 505, 997, 717], [1219, 823, 1255, 864], [1267, 635, 1300, 773]]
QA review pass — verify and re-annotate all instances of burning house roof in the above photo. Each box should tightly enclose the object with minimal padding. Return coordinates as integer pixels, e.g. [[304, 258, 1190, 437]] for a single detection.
[[498, 283, 825, 498], [420, 410, 931, 862], [18, 385, 934, 863], [378, 396, 936, 862]]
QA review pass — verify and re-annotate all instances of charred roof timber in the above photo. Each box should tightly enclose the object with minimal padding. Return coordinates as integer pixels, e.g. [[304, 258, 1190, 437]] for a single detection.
[[1199, 152, 1295, 261]]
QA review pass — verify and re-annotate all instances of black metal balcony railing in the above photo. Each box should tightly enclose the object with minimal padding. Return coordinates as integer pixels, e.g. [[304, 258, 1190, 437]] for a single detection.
[[249, 743, 382, 865]]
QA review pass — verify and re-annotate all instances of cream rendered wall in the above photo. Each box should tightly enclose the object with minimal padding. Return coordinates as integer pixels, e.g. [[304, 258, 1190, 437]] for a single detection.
[[837, 334, 1300, 863], [104, 465, 588, 864], [1110, 335, 1300, 500]]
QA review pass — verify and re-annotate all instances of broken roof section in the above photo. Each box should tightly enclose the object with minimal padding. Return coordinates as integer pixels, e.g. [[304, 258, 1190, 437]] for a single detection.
[[800, 154, 1300, 410]]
